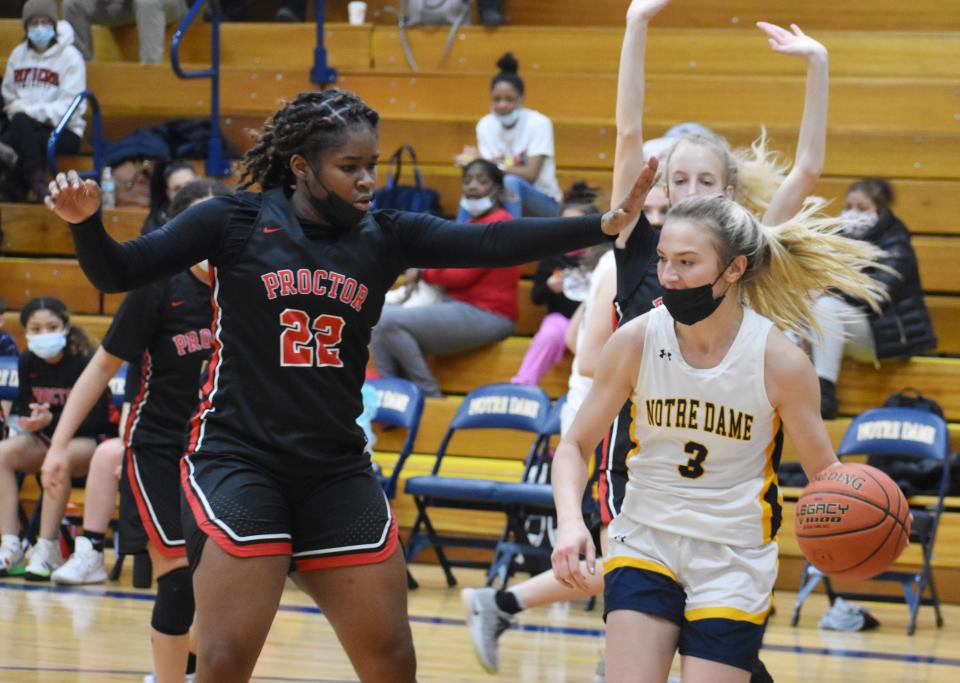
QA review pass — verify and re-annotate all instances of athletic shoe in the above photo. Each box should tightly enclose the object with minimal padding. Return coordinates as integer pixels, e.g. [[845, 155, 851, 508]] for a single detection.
[[23, 539, 64, 582], [143, 674, 196, 683], [462, 587, 514, 674], [0, 539, 26, 577], [52, 537, 107, 585], [0, 141, 18, 169]]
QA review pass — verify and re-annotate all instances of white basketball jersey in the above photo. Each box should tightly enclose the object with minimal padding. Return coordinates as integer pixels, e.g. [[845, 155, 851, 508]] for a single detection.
[[615, 305, 783, 548]]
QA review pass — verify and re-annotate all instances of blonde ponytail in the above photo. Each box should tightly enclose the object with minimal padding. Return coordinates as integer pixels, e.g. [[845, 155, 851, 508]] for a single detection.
[[667, 195, 889, 339], [732, 128, 790, 216]]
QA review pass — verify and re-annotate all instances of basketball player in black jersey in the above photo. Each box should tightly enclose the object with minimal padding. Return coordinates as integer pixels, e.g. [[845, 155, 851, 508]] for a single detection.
[[43, 179, 231, 683], [47, 89, 658, 682]]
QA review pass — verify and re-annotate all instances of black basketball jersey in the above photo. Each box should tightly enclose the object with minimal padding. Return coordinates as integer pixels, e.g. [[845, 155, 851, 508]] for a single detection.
[[14, 350, 112, 439], [70, 187, 609, 477], [102, 271, 212, 450], [614, 213, 663, 324]]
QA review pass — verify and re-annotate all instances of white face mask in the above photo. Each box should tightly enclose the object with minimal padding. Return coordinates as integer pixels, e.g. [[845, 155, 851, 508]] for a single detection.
[[495, 108, 521, 128], [841, 209, 878, 238], [460, 195, 495, 218], [27, 331, 67, 359]]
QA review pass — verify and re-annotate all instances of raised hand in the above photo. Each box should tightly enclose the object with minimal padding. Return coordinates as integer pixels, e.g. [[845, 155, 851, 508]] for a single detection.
[[600, 155, 659, 236], [44, 170, 102, 224], [757, 22, 827, 61], [626, 0, 671, 23]]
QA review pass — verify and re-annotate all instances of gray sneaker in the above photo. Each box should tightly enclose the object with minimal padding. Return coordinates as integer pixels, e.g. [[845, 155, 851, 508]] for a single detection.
[[594, 656, 605, 683], [0, 141, 17, 169], [462, 587, 514, 674]]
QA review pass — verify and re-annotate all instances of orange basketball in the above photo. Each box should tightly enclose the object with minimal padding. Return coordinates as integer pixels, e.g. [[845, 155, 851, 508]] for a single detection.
[[794, 463, 911, 580]]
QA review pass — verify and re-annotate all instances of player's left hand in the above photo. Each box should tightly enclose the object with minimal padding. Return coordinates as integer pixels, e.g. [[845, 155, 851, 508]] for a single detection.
[[600, 155, 659, 236], [757, 22, 827, 61]]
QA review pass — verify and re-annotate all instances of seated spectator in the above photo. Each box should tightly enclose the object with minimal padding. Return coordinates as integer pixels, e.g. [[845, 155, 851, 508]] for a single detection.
[[371, 159, 519, 396], [1, 0, 86, 202], [0, 296, 114, 580], [457, 52, 561, 220], [813, 178, 937, 418], [141, 159, 198, 234], [511, 182, 608, 386], [0, 298, 18, 357], [63, 0, 187, 65]]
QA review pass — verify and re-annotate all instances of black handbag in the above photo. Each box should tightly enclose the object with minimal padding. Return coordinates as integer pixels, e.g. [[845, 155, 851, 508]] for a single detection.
[[373, 145, 443, 216]]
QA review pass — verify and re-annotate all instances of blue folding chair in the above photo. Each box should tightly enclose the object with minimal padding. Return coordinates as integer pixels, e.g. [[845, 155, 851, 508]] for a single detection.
[[0, 355, 18, 405], [485, 394, 566, 588], [791, 407, 950, 634], [368, 378, 425, 500], [404, 384, 552, 587]]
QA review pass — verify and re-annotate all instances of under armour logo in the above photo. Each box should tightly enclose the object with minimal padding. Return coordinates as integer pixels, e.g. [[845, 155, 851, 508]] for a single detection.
[[659, 349, 672, 360], [613, 534, 627, 543]]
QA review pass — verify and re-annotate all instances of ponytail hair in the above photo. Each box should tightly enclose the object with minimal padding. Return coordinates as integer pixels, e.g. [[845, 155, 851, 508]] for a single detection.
[[491, 52, 524, 95], [19, 296, 94, 357], [667, 195, 888, 338], [238, 89, 379, 191], [663, 128, 790, 216]]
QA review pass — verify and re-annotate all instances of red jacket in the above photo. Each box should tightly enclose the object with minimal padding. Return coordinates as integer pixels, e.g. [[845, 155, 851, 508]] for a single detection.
[[420, 207, 521, 321]]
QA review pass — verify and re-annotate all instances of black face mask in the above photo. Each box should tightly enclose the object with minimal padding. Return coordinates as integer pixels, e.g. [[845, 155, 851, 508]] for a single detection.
[[660, 264, 732, 326], [303, 164, 365, 232]]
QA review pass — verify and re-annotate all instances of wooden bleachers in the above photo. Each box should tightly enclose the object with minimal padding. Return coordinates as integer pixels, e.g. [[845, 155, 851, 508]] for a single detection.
[[1, 8, 959, 595], [324, 0, 960, 32]]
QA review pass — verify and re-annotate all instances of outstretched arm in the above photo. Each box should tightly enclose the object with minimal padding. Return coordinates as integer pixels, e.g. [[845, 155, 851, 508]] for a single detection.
[[552, 319, 645, 590], [47, 171, 228, 292], [612, 0, 670, 246], [759, 22, 829, 226]]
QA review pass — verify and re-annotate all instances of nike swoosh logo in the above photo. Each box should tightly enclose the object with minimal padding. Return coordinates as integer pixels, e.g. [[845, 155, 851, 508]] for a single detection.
[[263, 227, 282, 234], [171, 300, 186, 307]]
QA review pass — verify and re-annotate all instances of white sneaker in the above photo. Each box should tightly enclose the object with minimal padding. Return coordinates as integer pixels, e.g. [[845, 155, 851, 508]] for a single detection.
[[52, 537, 107, 585], [462, 587, 514, 674], [143, 673, 197, 682], [24, 538, 64, 582], [0, 538, 26, 577]]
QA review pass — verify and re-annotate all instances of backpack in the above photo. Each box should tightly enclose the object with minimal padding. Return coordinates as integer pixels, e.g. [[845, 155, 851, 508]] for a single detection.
[[871, 389, 953, 496], [398, 0, 472, 71], [372, 145, 443, 216]]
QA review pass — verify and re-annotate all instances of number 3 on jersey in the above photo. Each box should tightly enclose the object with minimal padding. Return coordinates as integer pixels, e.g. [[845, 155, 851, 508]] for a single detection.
[[279, 308, 345, 368], [678, 440, 709, 479]]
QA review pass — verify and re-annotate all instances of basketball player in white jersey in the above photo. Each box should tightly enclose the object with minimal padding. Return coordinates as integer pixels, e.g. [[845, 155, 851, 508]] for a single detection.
[[551, 194, 886, 683]]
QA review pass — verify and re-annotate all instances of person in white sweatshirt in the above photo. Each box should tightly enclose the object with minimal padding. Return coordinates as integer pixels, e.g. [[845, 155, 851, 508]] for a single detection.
[[1, 0, 86, 202]]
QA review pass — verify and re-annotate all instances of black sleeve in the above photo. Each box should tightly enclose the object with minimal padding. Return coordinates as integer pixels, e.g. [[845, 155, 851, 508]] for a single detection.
[[12, 353, 31, 417], [383, 211, 610, 270], [68, 196, 244, 293], [101, 282, 165, 364]]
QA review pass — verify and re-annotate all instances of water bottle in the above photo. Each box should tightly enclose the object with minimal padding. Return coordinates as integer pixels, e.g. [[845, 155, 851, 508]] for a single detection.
[[100, 166, 116, 209]]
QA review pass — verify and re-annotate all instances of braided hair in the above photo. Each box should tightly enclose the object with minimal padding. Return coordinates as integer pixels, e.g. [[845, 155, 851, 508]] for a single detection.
[[238, 89, 379, 191]]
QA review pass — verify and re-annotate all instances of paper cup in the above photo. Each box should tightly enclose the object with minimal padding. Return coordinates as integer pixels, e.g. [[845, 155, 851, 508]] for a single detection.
[[348, 1, 367, 25]]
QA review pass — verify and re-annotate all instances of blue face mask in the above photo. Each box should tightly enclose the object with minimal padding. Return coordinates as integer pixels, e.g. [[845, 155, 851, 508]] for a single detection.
[[27, 331, 67, 359], [27, 25, 55, 51], [495, 108, 521, 128]]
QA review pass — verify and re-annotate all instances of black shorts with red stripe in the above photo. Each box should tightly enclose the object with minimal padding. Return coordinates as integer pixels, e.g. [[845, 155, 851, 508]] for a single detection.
[[121, 444, 186, 557], [180, 452, 398, 572], [597, 398, 636, 525]]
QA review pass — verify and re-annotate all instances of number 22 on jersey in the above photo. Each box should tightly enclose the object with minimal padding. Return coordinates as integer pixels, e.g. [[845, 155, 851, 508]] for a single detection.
[[279, 308, 345, 367]]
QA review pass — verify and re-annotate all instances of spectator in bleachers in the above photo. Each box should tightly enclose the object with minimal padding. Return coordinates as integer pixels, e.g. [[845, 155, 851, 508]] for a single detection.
[[511, 182, 607, 386], [0, 296, 114, 579], [0, 298, 18, 357], [813, 179, 937, 418], [63, 0, 187, 65], [457, 52, 562, 220], [371, 158, 520, 396], [141, 159, 198, 234], [1, 0, 86, 202]]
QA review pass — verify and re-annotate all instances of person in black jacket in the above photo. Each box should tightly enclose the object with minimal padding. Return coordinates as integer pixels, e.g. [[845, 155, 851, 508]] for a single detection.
[[813, 178, 937, 418]]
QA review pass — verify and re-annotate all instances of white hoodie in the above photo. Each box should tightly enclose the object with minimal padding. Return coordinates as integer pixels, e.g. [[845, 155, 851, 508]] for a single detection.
[[2, 20, 86, 137]]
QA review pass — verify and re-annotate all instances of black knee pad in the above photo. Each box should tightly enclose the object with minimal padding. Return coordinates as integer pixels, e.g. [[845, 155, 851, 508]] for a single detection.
[[151, 566, 195, 636]]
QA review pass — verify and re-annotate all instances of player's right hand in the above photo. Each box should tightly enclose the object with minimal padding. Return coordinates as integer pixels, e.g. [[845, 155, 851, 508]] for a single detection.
[[45, 170, 101, 224], [551, 516, 596, 592], [627, 0, 671, 24]]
